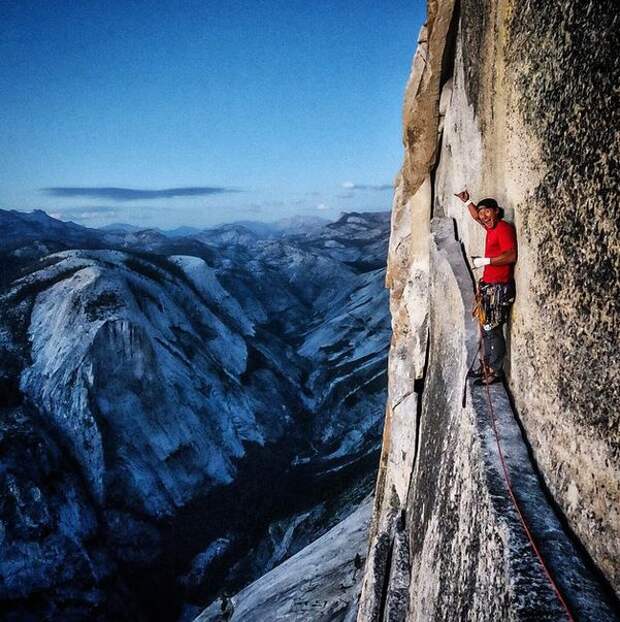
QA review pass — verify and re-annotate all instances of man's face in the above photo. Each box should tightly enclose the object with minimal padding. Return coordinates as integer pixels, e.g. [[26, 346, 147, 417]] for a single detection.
[[478, 206, 499, 229]]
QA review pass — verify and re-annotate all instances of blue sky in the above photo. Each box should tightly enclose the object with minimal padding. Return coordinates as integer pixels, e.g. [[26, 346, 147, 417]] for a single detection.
[[0, 1, 426, 229]]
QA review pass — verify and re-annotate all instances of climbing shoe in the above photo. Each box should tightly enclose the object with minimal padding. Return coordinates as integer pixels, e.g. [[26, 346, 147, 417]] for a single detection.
[[473, 371, 503, 386], [467, 365, 486, 379]]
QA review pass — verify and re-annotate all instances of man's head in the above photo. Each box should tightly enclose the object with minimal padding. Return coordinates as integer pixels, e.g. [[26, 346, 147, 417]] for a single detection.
[[476, 198, 500, 229]]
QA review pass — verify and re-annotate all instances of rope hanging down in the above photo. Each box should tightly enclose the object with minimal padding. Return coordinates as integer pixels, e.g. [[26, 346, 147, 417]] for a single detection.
[[477, 331, 575, 622]]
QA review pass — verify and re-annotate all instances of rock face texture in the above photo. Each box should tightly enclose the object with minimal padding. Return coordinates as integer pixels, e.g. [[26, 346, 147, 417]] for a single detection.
[[358, 0, 619, 620]]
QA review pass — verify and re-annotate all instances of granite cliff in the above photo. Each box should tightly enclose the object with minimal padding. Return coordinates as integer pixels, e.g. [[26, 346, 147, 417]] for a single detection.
[[358, 1, 619, 620]]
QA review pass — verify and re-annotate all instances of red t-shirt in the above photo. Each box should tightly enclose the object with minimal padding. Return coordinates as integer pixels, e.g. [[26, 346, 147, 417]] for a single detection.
[[483, 220, 516, 283]]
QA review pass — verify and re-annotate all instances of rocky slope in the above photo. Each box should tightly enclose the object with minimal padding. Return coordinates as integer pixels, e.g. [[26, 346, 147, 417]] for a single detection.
[[193, 496, 372, 622], [358, 1, 619, 620], [0, 211, 390, 620]]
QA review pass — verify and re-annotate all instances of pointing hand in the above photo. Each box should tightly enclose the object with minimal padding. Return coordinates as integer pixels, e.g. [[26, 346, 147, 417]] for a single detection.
[[454, 189, 469, 203]]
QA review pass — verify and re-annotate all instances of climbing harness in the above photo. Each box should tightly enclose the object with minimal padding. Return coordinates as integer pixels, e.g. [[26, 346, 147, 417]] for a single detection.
[[462, 278, 512, 404], [477, 330, 576, 622], [474, 280, 515, 330]]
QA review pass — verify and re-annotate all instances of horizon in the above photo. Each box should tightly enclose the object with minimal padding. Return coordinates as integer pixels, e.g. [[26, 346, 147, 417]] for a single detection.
[[1, 1, 426, 229], [4, 204, 393, 233]]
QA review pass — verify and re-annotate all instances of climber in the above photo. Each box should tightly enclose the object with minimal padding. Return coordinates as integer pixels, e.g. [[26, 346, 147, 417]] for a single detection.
[[454, 190, 517, 385]]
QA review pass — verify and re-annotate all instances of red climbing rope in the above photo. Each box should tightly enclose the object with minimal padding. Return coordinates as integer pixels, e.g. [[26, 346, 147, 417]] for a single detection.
[[477, 330, 575, 622]]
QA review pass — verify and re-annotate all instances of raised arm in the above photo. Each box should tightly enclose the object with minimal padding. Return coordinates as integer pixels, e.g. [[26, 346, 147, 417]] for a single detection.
[[454, 189, 484, 227]]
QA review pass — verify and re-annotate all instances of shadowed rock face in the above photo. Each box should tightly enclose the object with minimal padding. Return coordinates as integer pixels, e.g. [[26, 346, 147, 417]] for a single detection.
[[359, 0, 619, 620], [0, 212, 390, 620], [505, 0, 619, 590]]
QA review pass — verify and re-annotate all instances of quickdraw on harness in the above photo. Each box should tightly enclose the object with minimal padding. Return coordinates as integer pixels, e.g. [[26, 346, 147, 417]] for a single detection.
[[473, 280, 515, 330]]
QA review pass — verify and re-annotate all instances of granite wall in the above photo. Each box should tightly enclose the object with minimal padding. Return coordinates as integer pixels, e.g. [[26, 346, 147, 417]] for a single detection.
[[358, 0, 619, 619]]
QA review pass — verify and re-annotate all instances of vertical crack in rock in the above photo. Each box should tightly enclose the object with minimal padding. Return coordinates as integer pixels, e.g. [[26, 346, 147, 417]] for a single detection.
[[410, 337, 430, 482], [382, 510, 411, 622], [377, 531, 395, 622]]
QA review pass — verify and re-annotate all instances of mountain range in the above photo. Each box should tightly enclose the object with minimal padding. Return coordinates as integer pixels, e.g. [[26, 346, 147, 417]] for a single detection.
[[0, 208, 391, 621]]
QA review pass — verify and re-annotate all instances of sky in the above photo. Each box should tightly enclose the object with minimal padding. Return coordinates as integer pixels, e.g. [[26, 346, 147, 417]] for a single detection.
[[0, 1, 426, 229]]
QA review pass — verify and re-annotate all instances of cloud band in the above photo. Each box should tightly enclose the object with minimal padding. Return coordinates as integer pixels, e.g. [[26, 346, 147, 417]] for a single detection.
[[341, 182, 392, 191], [42, 186, 240, 201]]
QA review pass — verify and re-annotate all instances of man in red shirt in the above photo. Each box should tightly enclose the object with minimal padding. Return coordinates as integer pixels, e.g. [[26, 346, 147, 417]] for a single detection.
[[455, 190, 517, 385]]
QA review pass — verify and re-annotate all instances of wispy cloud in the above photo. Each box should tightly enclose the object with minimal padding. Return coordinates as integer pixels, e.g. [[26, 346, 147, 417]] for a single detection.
[[243, 204, 263, 214], [49, 205, 120, 221], [341, 182, 392, 191], [316, 203, 330, 211], [58, 205, 119, 215], [41, 186, 240, 201]]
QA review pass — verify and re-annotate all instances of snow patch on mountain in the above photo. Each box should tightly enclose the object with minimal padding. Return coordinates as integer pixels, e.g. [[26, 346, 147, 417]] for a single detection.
[[16, 249, 275, 513]]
